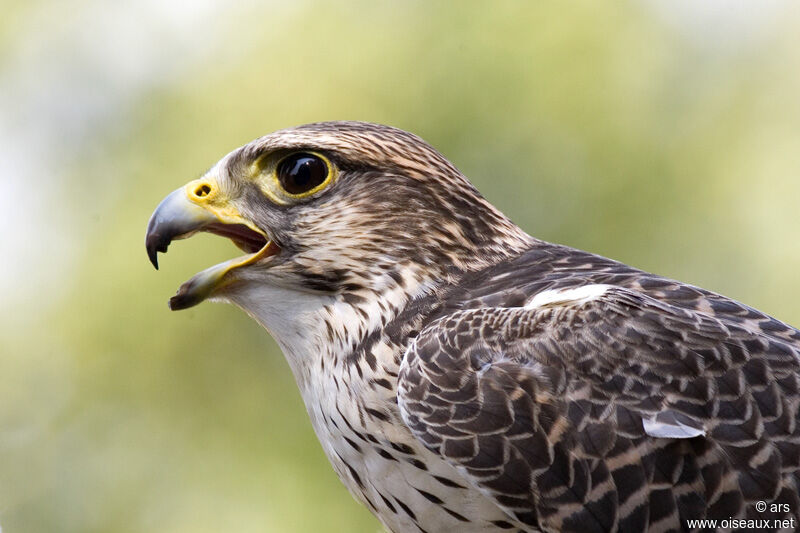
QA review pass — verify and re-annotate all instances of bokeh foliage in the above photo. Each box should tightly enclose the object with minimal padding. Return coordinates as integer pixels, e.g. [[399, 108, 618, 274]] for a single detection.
[[1, 1, 799, 532]]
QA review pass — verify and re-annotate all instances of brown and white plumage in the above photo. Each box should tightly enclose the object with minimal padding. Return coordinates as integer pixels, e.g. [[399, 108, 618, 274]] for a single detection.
[[146, 121, 800, 532]]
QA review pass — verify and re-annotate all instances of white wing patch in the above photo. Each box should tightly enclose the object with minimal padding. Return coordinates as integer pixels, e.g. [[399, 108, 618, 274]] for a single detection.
[[643, 411, 707, 439], [524, 284, 613, 310]]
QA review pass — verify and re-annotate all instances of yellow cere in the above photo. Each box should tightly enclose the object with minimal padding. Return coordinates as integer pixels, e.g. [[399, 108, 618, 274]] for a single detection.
[[182, 178, 265, 237]]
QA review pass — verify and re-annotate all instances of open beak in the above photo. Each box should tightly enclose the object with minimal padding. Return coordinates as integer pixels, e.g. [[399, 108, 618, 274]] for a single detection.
[[145, 179, 279, 310]]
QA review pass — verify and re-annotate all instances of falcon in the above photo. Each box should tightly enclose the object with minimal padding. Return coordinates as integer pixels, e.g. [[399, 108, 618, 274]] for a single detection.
[[145, 122, 800, 532]]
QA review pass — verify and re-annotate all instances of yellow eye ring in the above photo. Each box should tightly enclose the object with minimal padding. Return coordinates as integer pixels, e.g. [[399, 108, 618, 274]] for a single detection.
[[274, 151, 334, 199]]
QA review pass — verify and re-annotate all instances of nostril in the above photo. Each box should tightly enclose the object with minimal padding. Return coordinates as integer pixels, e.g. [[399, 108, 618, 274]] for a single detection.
[[194, 184, 212, 198]]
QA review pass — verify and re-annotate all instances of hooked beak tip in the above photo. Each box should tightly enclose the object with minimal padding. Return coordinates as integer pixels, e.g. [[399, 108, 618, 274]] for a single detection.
[[146, 227, 174, 270], [146, 236, 162, 270], [145, 187, 211, 271]]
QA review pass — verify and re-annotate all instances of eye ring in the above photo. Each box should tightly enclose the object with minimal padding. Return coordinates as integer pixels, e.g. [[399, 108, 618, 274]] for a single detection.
[[275, 152, 331, 197]]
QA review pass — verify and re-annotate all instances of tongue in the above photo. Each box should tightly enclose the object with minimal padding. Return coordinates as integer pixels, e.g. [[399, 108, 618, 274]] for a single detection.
[[206, 223, 268, 254], [168, 241, 280, 311]]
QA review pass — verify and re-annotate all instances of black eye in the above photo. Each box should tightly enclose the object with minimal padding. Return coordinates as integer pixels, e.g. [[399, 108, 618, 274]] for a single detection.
[[276, 152, 329, 195]]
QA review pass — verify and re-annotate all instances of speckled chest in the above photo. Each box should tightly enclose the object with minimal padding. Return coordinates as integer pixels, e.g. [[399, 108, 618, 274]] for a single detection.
[[299, 328, 526, 533], [290, 244, 673, 532]]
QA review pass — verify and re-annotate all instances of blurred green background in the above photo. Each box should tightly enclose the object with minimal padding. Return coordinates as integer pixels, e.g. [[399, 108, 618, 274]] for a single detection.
[[1, 1, 799, 532]]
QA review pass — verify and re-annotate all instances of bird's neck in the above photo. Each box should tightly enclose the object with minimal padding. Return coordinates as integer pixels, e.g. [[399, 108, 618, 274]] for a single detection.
[[227, 261, 436, 392], [227, 228, 537, 435]]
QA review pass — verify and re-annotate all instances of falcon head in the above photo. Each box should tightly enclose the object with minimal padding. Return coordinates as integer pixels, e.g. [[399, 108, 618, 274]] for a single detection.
[[146, 122, 530, 325]]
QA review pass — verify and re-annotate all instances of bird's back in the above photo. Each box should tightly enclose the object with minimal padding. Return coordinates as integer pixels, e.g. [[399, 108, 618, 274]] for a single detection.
[[397, 241, 800, 532]]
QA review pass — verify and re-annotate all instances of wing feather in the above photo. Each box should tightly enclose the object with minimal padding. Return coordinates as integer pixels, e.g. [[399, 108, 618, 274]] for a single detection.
[[398, 286, 800, 532]]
